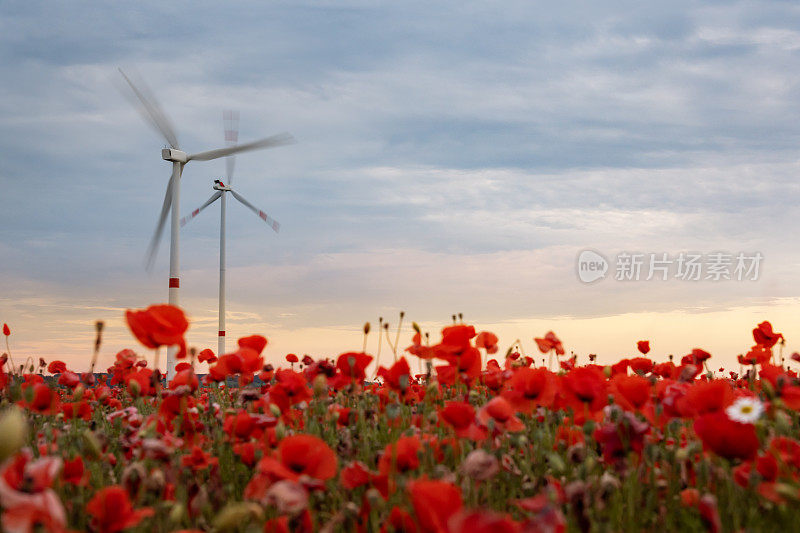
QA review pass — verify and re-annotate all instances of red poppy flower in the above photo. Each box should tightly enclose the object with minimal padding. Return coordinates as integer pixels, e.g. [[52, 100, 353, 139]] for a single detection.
[[169, 368, 199, 392], [611, 374, 651, 411], [238, 335, 268, 355], [340, 461, 373, 490], [406, 332, 435, 360], [286, 354, 299, 364], [407, 478, 463, 533], [2, 323, 9, 336], [440, 325, 476, 351], [502, 367, 556, 413], [257, 434, 338, 482], [677, 379, 734, 417], [21, 382, 58, 414], [386, 506, 418, 533], [561, 367, 608, 414], [125, 304, 188, 359], [378, 357, 412, 392], [336, 352, 373, 381], [753, 321, 783, 349], [46, 360, 67, 374], [449, 510, 520, 533], [475, 331, 499, 354], [698, 494, 721, 533], [440, 401, 476, 432], [478, 397, 524, 432], [269, 370, 313, 411], [636, 340, 650, 355], [534, 331, 564, 355], [57, 371, 81, 389], [181, 445, 219, 471], [197, 349, 217, 364], [86, 485, 154, 533], [628, 357, 653, 375], [680, 348, 711, 366], [378, 435, 422, 475], [0, 450, 66, 533], [62, 456, 87, 486], [694, 411, 760, 460], [594, 410, 649, 463]]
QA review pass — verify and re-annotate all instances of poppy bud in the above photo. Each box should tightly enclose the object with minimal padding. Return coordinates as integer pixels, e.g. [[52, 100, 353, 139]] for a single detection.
[[675, 447, 690, 462], [121, 462, 146, 495], [144, 468, 166, 492], [567, 443, 586, 464], [547, 452, 566, 474], [313, 374, 328, 397], [363, 322, 370, 335], [81, 429, 102, 459], [0, 407, 27, 462], [275, 421, 286, 441], [461, 449, 499, 481], [266, 480, 309, 515], [213, 502, 263, 531], [412, 322, 421, 334], [344, 502, 361, 518], [22, 385, 35, 405], [364, 487, 383, 508], [2, 324, 9, 336], [775, 483, 800, 501], [269, 403, 282, 417], [127, 378, 141, 398], [599, 471, 621, 493], [73, 384, 85, 401], [168, 503, 186, 524]]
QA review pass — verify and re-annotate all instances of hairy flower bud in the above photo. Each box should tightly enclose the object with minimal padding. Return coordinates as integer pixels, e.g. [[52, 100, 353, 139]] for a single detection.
[[461, 449, 500, 481], [266, 480, 309, 515], [213, 502, 263, 531], [0, 407, 27, 462]]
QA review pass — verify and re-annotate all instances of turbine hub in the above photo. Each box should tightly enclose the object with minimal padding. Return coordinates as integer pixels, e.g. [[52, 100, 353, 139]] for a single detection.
[[162, 148, 188, 163]]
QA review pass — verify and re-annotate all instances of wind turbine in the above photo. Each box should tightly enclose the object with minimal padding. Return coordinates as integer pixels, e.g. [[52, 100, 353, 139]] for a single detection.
[[118, 70, 295, 378], [181, 111, 282, 358]]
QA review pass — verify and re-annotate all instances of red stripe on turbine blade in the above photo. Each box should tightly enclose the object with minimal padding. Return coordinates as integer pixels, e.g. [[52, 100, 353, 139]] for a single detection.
[[169, 278, 180, 288], [259, 211, 267, 220], [192, 209, 199, 216], [218, 331, 225, 336]]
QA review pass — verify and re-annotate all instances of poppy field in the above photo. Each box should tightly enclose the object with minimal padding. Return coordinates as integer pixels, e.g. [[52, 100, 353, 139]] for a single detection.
[[1, 308, 800, 532]]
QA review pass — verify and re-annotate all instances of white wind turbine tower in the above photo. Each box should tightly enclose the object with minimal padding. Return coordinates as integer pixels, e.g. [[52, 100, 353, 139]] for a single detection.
[[181, 111, 283, 358], [118, 71, 295, 378]]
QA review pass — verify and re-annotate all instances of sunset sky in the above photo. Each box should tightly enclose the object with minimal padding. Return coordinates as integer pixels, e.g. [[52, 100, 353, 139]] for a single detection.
[[2, 1, 800, 373]]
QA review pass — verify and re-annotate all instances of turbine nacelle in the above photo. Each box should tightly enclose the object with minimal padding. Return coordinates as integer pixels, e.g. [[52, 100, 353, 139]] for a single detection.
[[162, 148, 188, 163], [213, 180, 231, 191]]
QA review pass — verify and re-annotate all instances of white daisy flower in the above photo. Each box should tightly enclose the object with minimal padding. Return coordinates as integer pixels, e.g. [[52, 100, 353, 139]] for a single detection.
[[725, 397, 764, 424]]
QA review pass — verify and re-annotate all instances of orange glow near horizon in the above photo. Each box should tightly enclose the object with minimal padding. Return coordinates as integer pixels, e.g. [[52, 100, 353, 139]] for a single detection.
[[3, 298, 798, 375]]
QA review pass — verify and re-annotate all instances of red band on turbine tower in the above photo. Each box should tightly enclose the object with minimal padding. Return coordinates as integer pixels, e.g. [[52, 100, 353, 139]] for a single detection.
[[169, 278, 180, 288], [218, 331, 225, 336]]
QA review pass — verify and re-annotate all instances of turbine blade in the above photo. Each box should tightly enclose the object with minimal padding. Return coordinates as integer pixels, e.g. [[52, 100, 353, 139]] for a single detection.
[[144, 178, 174, 270], [187, 133, 295, 162], [230, 189, 280, 233], [225, 154, 236, 184], [117, 68, 180, 149], [223, 110, 239, 184], [180, 191, 222, 227]]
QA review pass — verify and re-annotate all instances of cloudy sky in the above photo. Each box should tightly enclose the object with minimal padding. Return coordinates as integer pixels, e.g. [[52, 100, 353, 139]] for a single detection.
[[2, 0, 800, 372]]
